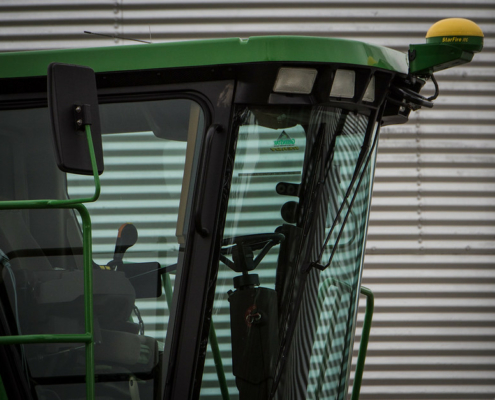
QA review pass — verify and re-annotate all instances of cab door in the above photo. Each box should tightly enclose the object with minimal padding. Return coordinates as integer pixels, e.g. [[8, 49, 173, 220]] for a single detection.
[[0, 72, 235, 400]]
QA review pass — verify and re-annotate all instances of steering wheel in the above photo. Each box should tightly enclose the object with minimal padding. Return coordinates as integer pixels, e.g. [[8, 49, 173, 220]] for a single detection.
[[220, 233, 285, 273]]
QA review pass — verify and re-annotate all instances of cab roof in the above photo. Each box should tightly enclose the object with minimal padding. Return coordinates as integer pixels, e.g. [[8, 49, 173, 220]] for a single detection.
[[0, 36, 408, 79]]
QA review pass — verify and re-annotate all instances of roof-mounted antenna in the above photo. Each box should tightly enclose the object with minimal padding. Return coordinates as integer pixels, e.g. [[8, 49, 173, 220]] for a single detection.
[[84, 31, 151, 44]]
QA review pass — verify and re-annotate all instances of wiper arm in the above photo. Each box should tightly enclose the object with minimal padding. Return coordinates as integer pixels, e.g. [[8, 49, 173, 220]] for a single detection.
[[312, 125, 380, 271]]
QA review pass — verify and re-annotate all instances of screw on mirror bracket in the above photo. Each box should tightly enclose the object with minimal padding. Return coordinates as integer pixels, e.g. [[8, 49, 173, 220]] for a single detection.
[[74, 103, 92, 131]]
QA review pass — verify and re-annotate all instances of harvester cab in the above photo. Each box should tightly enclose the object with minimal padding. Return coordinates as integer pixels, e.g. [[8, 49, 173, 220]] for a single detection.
[[0, 18, 483, 400]]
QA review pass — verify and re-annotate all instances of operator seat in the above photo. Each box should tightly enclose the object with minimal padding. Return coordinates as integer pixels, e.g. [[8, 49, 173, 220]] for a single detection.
[[0, 128, 159, 398]]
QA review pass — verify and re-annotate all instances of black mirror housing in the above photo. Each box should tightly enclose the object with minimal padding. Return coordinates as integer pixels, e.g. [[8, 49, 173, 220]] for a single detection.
[[48, 63, 104, 175]]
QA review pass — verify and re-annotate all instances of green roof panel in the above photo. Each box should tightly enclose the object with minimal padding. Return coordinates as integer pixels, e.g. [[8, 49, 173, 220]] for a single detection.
[[0, 36, 408, 79]]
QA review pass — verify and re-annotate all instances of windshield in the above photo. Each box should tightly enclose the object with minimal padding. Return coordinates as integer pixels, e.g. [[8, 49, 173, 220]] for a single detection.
[[0, 99, 205, 399], [201, 105, 377, 400]]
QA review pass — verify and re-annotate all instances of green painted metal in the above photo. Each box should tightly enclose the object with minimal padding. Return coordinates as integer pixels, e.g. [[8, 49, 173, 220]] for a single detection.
[[78, 202, 96, 400], [209, 322, 231, 400], [162, 273, 230, 400], [314, 279, 374, 399], [0, 126, 99, 400], [409, 43, 474, 75], [0, 36, 408, 80], [0, 333, 92, 345], [162, 273, 173, 309], [0, 373, 6, 400], [351, 286, 374, 400]]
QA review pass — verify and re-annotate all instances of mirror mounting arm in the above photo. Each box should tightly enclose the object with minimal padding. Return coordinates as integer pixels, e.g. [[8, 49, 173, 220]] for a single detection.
[[46, 124, 101, 206], [74, 104, 93, 131]]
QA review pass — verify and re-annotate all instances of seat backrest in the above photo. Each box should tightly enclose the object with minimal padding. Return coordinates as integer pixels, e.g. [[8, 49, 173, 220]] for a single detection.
[[0, 109, 84, 272], [0, 210, 54, 271]]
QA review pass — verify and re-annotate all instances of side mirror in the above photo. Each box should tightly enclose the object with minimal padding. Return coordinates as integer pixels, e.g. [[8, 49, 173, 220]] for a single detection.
[[48, 63, 104, 175]]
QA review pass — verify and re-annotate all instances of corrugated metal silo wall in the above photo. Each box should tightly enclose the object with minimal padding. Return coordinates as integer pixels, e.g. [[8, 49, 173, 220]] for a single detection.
[[1, 1, 494, 399]]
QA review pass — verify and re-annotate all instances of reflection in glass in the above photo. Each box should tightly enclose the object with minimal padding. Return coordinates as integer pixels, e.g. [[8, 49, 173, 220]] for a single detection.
[[0, 99, 204, 399], [201, 105, 376, 400]]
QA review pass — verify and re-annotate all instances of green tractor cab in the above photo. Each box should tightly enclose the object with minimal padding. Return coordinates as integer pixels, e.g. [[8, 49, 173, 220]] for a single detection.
[[0, 18, 483, 400]]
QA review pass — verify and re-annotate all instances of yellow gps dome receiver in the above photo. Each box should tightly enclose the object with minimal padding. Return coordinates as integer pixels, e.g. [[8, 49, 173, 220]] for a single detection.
[[409, 18, 484, 75], [426, 18, 484, 53]]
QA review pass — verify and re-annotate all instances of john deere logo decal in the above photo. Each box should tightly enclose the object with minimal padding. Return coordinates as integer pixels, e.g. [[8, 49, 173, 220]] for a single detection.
[[271, 131, 299, 152]]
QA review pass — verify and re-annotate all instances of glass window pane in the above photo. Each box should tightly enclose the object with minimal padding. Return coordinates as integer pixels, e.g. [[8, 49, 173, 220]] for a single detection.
[[0, 98, 204, 399], [201, 106, 375, 400]]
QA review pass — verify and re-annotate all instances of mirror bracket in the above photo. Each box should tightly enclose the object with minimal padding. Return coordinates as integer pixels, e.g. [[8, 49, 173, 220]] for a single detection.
[[74, 103, 93, 131]]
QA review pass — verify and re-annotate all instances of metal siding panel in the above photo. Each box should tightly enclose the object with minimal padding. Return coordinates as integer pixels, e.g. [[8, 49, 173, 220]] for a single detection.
[[1, 1, 494, 399], [0, 0, 123, 51]]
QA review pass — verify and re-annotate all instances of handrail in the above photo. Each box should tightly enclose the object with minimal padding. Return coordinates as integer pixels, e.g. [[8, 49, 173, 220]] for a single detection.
[[351, 286, 374, 400], [161, 273, 230, 400], [315, 278, 374, 400], [0, 125, 99, 400], [208, 321, 230, 400]]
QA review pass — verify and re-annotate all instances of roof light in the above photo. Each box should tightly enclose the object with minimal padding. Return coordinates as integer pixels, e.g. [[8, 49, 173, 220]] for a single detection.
[[273, 67, 318, 94], [330, 69, 355, 99], [362, 76, 375, 102]]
